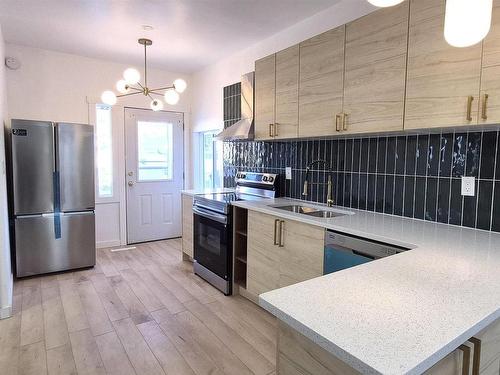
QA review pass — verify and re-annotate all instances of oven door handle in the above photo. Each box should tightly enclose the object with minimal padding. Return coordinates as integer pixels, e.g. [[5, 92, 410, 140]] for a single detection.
[[192, 206, 228, 225]]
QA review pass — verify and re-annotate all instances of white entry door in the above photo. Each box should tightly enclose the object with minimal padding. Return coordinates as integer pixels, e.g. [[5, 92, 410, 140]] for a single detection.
[[125, 108, 184, 244]]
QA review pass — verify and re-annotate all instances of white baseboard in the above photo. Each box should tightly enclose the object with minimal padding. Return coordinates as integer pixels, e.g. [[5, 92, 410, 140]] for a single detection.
[[96, 240, 121, 249], [0, 305, 12, 319]]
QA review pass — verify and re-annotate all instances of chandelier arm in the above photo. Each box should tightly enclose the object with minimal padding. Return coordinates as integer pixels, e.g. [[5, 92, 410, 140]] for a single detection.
[[149, 85, 175, 92], [117, 91, 142, 98], [128, 86, 142, 91]]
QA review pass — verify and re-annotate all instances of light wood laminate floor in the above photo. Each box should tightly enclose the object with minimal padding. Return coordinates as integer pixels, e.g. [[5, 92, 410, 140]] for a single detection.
[[0, 239, 277, 375]]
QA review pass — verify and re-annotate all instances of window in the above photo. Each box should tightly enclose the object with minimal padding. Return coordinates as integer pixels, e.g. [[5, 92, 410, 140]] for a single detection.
[[137, 121, 173, 181], [95, 104, 113, 197], [199, 131, 223, 189]]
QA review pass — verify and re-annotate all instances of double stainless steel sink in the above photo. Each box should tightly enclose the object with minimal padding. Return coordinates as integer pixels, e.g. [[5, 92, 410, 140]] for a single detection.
[[270, 204, 350, 219]]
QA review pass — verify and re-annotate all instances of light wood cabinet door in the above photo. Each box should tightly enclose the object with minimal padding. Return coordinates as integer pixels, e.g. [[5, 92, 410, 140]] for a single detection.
[[181, 194, 193, 258], [279, 220, 324, 288], [247, 211, 280, 297], [423, 349, 464, 375], [255, 54, 276, 140], [299, 27, 345, 138], [476, 318, 500, 374], [343, 2, 408, 134], [405, 0, 482, 130], [275, 44, 299, 139], [480, 1, 500, 125]]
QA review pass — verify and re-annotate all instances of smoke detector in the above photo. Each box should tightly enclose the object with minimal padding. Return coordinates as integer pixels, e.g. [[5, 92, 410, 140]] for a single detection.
[[5, 56, 21, 70]]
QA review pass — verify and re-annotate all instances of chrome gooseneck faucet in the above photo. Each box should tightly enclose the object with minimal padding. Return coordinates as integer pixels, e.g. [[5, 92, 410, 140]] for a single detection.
[[302, 160, 334, 207]]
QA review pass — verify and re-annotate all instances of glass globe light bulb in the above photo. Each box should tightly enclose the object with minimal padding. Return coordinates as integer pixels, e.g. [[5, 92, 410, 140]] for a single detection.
[[116, 79, 130, 94], [164, 89, 180, 105], [444, 0, 493, 48], [123, 68, 141, 85], [367, 0, 404, 7], [151, 99, 164, 111], [101, 90, 117, 105], [173, 78, 187, 93]]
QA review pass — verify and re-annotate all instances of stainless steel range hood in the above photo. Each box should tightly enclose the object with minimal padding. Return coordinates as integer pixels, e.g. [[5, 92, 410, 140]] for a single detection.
[[215, 72, 254, 141]]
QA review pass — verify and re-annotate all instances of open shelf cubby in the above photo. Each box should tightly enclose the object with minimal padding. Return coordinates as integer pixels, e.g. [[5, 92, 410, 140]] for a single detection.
[[233, 206, 248, 289]]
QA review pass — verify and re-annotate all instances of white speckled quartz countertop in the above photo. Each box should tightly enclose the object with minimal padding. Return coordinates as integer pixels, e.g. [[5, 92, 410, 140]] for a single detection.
[[231, 197, 500, 375], [181, 187, 235, 196]]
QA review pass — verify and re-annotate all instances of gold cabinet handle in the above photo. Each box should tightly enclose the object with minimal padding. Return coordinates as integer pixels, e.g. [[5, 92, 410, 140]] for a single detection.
[[458, 344, 471, 375], [342, 113, 348, 131], [468, 337, 481, 375], [466, 96, 474, 121], [274, 123, 279, 137], [269, 123, 274, 137], [481, 94, 489, 120], [273, 219, 280, 245], [278, 220, 285, 247], [335, 114, 342, 132]]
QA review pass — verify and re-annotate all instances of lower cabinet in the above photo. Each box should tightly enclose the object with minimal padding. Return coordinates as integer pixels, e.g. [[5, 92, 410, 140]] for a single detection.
[[181, 194, 194, 259], [246, 210, 324, 298], [424, 318, 500, 375]]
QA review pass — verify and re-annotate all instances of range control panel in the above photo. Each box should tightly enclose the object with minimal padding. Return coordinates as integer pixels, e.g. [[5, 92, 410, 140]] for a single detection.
[[235, 171, 278, 186]]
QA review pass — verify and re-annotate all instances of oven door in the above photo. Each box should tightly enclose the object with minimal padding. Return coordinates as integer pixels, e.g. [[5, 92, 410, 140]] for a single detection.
[[193, 206, 231, 280]]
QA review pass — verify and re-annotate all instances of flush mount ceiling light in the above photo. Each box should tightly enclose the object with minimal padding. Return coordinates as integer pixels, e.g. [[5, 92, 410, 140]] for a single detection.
[[367, 0, 404, 7], [445, 0, 493, 48], [101, 38, 186, 110]]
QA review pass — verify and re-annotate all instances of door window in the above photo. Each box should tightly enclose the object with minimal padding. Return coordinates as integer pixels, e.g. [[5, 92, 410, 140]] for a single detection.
[[137, 121, 173, 181]]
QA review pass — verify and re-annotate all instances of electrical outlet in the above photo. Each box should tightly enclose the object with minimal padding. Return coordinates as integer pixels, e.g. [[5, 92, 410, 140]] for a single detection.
[[285, 167, 292, 180], [461, 177, 475, 196]]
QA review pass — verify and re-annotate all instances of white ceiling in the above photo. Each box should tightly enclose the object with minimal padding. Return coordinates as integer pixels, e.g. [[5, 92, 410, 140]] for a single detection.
[[0, 0, 342, 74]]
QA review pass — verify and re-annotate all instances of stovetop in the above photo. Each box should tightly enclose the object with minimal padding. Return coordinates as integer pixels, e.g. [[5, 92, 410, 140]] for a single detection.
[[193, 172, 280, 215]]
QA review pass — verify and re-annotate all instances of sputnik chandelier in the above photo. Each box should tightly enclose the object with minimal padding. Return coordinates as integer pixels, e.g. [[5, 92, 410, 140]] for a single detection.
[[101, 38, 186, 111]]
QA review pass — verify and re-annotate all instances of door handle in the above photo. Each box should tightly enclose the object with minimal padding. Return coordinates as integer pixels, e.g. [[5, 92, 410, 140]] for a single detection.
[[468, 337, 481, 375], [128, 171, 134, 176], [278, 220, 285, 247], [342, 113, 348, 131], [458, 344, 471, 375], [274, 219, 280, 245], [335, 114, 342, 132], [128, 181, 134, 186], [269, 124, 274, 138], [466, 96, 474, 121], [481, 94, 489, 120]]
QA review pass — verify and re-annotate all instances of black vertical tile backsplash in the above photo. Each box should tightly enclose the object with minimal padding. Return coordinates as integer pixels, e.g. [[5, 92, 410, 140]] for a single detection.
[[222, 84, 500, 233]]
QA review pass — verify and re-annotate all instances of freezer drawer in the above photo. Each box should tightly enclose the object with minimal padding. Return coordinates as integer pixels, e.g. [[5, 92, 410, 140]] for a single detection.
[[11, 119, 54, 215], [57, 123, 95, 211], [15, 212, 95, 277]]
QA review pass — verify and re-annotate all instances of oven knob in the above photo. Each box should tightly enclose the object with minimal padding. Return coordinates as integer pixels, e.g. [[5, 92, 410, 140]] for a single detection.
[[241, 174, 246, 179], [268, 177, 274, 183], [263, 176, 268, 182]]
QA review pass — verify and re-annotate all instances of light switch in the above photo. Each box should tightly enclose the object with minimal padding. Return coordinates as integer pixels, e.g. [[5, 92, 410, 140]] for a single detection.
[[285, 167, 292, 180], [461, 177, 475, 196]]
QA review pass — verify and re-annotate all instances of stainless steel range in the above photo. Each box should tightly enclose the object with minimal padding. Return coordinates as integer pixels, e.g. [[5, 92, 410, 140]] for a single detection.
[[192, 172, 279, 295]]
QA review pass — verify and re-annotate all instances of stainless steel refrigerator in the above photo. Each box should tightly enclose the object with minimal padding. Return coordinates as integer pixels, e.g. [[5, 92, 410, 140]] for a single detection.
[[9, 119, 96, 277]]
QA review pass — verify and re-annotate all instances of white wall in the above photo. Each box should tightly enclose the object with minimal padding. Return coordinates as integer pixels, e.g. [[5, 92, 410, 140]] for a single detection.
[[190, 0, 375, 134], [5, 44, 192, 247], [0, 24, 12, 319]]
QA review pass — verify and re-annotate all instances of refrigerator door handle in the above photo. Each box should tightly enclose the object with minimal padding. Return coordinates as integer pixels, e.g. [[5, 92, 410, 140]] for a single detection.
[[63, 211, 94, 216], [17, 214, 43, 218]]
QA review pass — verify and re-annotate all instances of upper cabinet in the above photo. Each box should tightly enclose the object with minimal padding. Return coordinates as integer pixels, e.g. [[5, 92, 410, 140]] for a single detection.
[[480, 1, 500, 124], [255, 54, 276, 140], [255, 45, 299, 140], [254, 0, 499, 139], [275, 45, 299, 139], [298, 27, 345, 138], [405, 0, 482, 130], [342, 2, 409, 134]]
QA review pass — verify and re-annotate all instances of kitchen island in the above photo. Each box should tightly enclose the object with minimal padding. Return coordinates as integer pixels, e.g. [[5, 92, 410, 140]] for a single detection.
[[232, 198, 500, 375]]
